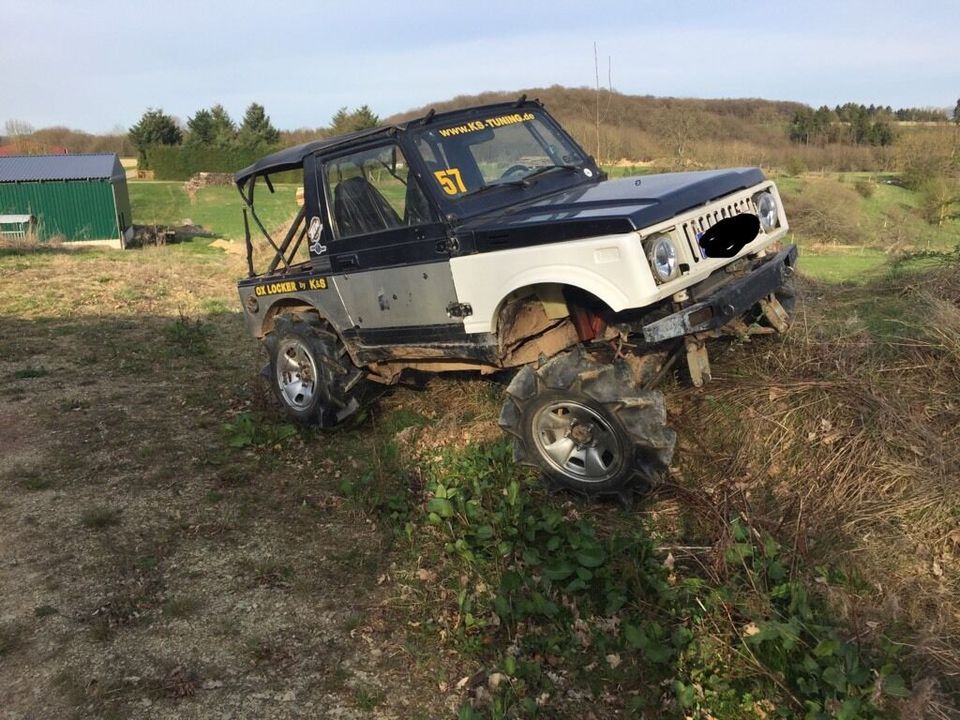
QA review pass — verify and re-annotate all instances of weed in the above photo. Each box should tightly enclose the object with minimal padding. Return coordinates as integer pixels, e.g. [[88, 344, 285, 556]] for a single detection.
[[223, 411, 297, 448], [19, 471, 53, 491], [354, 686, 386, 710], [395, 440, 911, 718], [200, 298, 232, 315], [244, 558, 295, 589], [80, 506, 121, 529], [161, 595, 203, 619], [245, 635, 294, 667], [59, 397, 90, 412], [165, 310, 213, 356], [34, 605, 58, 618], [14, 365, 47, 379]]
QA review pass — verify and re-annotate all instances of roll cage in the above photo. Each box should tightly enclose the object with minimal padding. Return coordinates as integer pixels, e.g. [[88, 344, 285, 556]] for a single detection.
[[234, 98, 599, 278]]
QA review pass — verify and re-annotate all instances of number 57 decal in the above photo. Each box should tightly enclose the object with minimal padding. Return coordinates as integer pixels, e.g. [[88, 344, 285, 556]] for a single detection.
[[433, 168, 467, 195]]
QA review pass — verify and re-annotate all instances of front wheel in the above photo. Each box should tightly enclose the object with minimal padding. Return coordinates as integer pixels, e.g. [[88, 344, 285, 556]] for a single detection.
[[498, 349, 676, 500], [266, 316, 363, 427]]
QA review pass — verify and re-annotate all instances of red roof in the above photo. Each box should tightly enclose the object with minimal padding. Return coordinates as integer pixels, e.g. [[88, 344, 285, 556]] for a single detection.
[[0, 142, 69, 156]]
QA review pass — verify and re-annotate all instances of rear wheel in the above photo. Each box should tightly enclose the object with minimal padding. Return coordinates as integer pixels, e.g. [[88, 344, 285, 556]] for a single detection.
[[267, 316, 364, 427], [499, 348, 676, 500]]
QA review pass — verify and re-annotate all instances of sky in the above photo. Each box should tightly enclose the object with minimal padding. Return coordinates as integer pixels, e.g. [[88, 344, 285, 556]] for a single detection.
[[1, 0, 957, 134]]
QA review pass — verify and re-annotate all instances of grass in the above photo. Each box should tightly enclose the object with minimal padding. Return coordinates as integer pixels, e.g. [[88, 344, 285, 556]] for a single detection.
[[80, 506, 121, 529], [127, 181, 298, 240], [777, 172, 960, 253], [797, 252, 887, 282], [1, 169, 959, 716]]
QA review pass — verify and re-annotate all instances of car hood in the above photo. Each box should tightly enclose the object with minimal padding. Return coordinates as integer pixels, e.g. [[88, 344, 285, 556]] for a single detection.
[[459, 167, 766, 252]]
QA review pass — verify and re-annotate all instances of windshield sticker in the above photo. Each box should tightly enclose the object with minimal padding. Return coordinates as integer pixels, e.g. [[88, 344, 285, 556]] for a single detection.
[[254, 277, 327, 297], [433, 168, 468, 195], [437, 112, 536, 138]]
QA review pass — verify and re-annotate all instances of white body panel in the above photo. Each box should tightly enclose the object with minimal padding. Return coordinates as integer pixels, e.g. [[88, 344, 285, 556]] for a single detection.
[[451, 181, 789, 334]]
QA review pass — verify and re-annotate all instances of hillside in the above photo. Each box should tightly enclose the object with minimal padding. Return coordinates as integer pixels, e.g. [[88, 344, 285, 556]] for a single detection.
[[386, 86, 953, 173]]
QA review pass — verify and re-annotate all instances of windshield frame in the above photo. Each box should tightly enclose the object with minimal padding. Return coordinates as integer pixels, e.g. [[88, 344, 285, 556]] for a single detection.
[[404, 107, 599, 216]]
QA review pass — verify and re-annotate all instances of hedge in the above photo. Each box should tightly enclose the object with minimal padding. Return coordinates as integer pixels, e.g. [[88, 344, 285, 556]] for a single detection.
[[144, 145, 281, 181]]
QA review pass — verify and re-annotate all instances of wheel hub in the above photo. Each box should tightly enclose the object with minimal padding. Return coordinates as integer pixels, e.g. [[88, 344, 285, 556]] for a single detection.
[[569, 422, 593, 446], [276, 337, 319, 410], [531, 400, 624, 484]]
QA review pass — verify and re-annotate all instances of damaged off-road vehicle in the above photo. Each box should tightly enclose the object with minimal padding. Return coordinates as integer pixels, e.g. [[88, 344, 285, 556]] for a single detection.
[[233, 98, 795, 500]]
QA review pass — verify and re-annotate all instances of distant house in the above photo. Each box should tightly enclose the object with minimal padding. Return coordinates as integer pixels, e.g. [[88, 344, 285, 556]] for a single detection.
[[0, 154, 133, 248]]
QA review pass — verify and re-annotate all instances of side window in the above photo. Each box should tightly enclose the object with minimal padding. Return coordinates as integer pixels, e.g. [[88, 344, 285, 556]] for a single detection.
[[324, 144, 435, 239]]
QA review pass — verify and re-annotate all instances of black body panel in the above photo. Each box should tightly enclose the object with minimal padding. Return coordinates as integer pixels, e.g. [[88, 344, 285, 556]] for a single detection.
[[460, 168, 766, 252]]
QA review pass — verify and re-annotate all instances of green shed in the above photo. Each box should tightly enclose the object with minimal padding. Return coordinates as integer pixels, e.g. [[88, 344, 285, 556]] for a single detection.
[[0, 154, 133, 248]]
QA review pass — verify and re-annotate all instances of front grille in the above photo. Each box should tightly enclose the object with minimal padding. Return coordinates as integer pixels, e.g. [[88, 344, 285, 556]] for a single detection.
[[680, 194, 757, 263]]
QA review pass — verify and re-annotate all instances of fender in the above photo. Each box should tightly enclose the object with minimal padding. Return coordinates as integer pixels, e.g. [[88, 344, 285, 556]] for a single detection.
[[449, 232, 658, 334]]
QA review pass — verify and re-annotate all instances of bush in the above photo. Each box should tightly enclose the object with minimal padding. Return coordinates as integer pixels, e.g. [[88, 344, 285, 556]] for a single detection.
[[853, 179, 875, 198], [780, 179, 865, 244], [145, 145, 281, 180]]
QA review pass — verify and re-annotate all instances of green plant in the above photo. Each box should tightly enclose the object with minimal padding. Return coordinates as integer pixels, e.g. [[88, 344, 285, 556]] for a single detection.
[[19, 472, 53, 491], [401, 440, 909, 718], [80, 506, 121, 529], [165, 311, 213, 356], [223, 411, 297, 448], [14, 365, 47, 379], [853, 179, 875, 198]]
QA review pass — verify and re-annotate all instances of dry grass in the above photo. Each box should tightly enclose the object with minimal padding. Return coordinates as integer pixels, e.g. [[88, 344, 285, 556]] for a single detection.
[[3, 235, 959, 715], [670, 266, 960, 703]]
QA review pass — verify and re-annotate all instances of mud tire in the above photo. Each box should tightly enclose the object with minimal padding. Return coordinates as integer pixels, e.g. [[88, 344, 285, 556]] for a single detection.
[[498, 347, 676, 501], [265, 316, 364, 427]]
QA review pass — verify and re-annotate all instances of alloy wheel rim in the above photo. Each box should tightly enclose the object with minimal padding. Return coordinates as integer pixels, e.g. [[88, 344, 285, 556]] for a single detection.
[[532, 400, 623, 483], [276, 338, 318, 410]]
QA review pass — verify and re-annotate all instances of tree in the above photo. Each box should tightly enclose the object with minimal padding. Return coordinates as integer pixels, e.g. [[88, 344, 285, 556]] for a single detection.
[[653, 103, 705, 166], [238, 102, 280, 148], [866, 120, 894, 147], [329, 105, 381, 135], [4, 119, 35, 152], [129, 108, 182, 164], [919, 176, 960, 227], [954, 98, 960, 126], [788, 108, 814, 144], [185, 109, 215, 146], [209, 104, 237, 147]]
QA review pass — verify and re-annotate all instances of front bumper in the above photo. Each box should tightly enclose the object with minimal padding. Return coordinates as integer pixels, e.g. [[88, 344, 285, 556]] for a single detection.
[[642, 245, 798, 344]]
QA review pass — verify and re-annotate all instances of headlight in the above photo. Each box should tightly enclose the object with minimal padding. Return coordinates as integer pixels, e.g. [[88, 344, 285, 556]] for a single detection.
[[646, 235, 679, 283], [754, 191, 779, 232]]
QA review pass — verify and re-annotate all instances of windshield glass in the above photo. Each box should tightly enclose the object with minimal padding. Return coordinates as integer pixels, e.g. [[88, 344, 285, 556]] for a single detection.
[[412, 110, 587, 200]]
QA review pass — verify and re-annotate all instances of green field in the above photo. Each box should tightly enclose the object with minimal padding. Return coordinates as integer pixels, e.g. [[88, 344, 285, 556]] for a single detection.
[[127, 173, 960, 286], [128, 181, 300, 241]]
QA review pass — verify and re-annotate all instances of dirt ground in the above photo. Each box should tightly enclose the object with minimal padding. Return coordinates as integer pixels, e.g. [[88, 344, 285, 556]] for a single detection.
[[3, 241, 958, 718], [0, 244, 466, 719]]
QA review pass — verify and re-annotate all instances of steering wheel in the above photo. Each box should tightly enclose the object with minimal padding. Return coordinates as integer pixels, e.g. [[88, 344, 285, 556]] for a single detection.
[[499, 164, 532, 180]]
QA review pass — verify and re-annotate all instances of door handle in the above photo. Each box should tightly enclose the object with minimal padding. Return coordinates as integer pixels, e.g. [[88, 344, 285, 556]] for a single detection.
[[339, 254, 359, 268]]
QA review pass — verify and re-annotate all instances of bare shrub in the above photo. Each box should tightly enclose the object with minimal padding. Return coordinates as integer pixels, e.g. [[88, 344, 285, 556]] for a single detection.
[[675, 264, 960, 687], [854, 179, 876, 198], [780, 178, 865, 244]]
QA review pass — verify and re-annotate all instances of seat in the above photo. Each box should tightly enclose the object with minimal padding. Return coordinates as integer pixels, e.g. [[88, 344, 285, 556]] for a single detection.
[[404, 170, 434, 226], [333, 176, 401, 237]]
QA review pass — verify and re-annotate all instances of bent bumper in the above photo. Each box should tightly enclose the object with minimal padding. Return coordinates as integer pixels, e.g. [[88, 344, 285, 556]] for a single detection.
[[642, 245, 798, 344]]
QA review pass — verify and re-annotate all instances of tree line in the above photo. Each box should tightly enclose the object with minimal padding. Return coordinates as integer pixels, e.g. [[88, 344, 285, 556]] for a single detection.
[[128, 103, 279, 166], [787, 102, 959, 147], [127, 103, 382, 166]]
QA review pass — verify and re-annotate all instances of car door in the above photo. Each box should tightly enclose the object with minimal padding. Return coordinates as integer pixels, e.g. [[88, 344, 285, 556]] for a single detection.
[[318, 142, 463, 345]]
